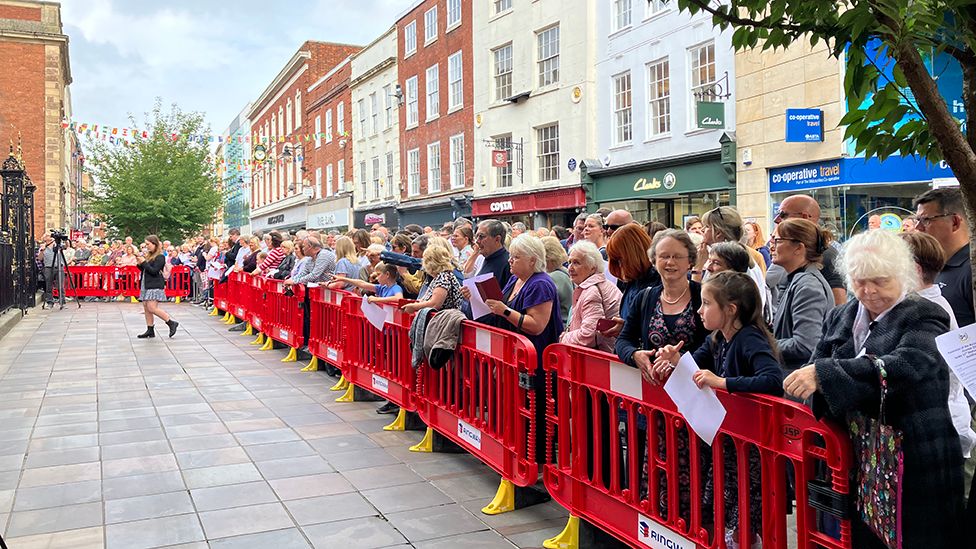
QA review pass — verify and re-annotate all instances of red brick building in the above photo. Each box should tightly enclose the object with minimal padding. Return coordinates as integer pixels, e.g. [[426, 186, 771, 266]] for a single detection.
[[247, 41, 359, 235], [0, 0, 72, 238], [395, 0, 473, 226]]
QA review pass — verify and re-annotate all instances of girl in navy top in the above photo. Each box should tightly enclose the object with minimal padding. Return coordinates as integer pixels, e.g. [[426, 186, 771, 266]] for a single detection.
[[654, 271, 783, 548]]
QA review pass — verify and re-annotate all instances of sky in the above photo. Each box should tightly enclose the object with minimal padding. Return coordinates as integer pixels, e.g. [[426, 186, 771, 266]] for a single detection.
[[60, 0, 403, 136]]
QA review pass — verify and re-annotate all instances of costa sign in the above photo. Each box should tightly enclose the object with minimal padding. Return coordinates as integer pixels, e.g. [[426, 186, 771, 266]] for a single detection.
[[489, 201, 514, 213]]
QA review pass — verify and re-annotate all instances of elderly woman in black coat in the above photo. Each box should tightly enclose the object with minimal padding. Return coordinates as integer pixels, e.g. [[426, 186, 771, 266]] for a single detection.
[[784, 229, 963, 548]]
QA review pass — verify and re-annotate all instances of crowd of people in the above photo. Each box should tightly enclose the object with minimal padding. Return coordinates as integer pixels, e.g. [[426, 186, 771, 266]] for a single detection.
[[41, 186, 976, 547]]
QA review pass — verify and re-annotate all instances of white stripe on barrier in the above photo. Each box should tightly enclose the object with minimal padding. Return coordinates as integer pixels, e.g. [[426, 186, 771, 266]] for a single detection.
[[608, 360, 643, 401], [636, 514, 696, 549], [475, 327, 492, 354]]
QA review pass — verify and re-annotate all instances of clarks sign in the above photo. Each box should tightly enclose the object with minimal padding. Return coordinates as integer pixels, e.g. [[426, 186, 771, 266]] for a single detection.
[[633, 172, 677, 193]]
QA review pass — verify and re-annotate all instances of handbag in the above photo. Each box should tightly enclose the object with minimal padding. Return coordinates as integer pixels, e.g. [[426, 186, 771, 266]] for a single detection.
[[848, 355, 903, 548]]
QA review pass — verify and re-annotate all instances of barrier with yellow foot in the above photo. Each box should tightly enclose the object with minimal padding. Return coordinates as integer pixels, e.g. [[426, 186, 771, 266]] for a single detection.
[[329, 375, 349, 391], [383, 408, 407, 431], [409, 427, 434, 453], [335, 383, 355, 402], [259, 337, 274, 351], [250, 333, 264, 346], [281, 347, 297, 362], [300, 357, 318, 372], [482, 479, 515, 515], [209, 306, 219, 316], [242, 323, 254, 336], [543, 516, 579, 549]]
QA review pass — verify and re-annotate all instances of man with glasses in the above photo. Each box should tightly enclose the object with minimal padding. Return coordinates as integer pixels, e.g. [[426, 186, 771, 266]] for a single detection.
[[562, 213, 587, 250], [460, 219, 512, 321], [770, 195, 847, 306], [914, 187, 973, 327], [604, 210, 634, 239]]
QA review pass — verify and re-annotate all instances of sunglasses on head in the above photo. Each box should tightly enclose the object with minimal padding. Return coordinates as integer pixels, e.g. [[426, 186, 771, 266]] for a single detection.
[[603, 224, 624, 231]]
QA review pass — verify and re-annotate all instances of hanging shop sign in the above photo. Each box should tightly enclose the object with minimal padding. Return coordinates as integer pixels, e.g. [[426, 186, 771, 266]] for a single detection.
[[696, 102, 725, 129], [491, 150, 509, 167]]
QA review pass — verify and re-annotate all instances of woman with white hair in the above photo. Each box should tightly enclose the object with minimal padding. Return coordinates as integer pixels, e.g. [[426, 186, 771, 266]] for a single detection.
[[784, 229, 963, 548], [560, 240, 621, 352]]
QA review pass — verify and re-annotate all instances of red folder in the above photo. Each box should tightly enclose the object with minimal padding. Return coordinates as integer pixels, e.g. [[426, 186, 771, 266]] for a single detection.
[[475, 276, 505, 302]]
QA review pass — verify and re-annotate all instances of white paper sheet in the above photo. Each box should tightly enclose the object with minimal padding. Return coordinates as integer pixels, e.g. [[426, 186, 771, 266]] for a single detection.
[[604, 266, 618, 287], [936, 325, 976, 398], [663, 352, 727, 445], [463, 273, 495, 319], [361, 297, 390, 331]]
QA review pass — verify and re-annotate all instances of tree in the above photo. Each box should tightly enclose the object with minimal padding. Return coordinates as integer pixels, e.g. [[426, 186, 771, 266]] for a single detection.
[[84, 100, 222, 243], [678, 0, 976, 291]]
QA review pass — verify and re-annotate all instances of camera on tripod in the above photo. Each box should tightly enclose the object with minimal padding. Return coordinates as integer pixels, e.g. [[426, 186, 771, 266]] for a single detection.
[[50, 229, 68, 246]]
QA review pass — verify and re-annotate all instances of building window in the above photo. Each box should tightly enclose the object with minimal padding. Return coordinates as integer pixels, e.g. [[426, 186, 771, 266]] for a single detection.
[[427, 142, 441, 193], [495, 135, 513, 188], [295, 91, 302, 128], [424, 7, 437, 44], [647, 0, 671, 15], [613, 0, 631, 31], [383, 84, 393, 128], [426, 65, 440, 120], [326, 164, 334, 196], [446, 0, 461, 28], [372, 156, 381, 199], [405, 21, 417, 55], [493, 44, 513, 101], [495, 0, 512, 14], [325, 109, 333, 142], [359, 161, 368, 200], [314, 116, 322, 148], [358, 99, 367, 136], [449, 134, 464, 189], [277, 108, 283, 138], [613, 71, 633, 145], [286, 99, 293, 135], [448, 52, 463, 110], [647, 58, 671, 136], [405, 76, 419, 126], [386, 152, 395, 197], [370, 92, 379, 135], [338, 159, 345, 192], [408, 149, 420, 196], [537, 123, 559, 182], [315, 167, 322, 199], [689, 41, 716, 129], [337, 102, 345, 135], [537, 26, 560, 87]]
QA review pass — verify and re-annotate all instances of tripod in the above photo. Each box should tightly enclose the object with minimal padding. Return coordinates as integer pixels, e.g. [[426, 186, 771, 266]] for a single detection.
[[45, 239, 80, 310]]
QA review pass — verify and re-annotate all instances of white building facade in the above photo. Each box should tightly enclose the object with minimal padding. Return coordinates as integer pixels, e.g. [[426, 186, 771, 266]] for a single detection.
[[585, 0, 737, 227], [471, 0, 597, 228], [350, 27, 402, 229]]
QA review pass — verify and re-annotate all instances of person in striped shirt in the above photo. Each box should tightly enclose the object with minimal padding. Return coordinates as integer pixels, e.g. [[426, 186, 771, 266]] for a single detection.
[[256, 231, 285, 276]]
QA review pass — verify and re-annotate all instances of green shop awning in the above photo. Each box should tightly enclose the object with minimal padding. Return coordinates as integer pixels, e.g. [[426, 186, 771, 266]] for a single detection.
[[590, 156, 730, 203]]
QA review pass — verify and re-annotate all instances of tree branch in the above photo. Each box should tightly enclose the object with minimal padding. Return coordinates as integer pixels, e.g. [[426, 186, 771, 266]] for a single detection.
[[683, 0, 840, 39]]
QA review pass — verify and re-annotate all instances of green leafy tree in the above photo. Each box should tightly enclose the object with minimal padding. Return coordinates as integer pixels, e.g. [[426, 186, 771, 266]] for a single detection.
[[85, 100, 222, 242], [679, 0, 976, 295]]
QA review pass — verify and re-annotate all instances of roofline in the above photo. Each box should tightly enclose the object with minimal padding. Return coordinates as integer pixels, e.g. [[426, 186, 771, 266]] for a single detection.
[[394, 0, 427, 23], [308, 56, 352, 93], [350, 25, 396, 60], [247, 49, 311, 119]]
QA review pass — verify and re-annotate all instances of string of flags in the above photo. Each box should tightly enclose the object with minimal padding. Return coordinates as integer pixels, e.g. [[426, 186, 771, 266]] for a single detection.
[[61, 118, 351, 147]]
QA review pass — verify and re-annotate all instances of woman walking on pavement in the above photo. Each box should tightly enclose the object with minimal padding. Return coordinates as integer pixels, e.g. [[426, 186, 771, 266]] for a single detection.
[[136, 235, 179, 338]]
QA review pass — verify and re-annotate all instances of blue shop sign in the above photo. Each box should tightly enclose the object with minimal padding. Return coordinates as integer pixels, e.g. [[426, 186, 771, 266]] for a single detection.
[[769, 156, 954, 193], [785, 109, 824, 142]]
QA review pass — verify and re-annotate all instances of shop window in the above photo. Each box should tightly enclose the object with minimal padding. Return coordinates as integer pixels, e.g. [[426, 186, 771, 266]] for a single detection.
[[537, 123, 559, 182]]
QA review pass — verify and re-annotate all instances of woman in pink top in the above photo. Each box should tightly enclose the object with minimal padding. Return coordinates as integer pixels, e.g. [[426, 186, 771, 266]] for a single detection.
[[256, 231, 286, 275], [115, 245, 139, 266], [559, 240, 622, 352]]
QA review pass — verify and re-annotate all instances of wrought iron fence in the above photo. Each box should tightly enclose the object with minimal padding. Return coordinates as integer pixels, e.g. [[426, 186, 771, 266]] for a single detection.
[[0, 242, 12, 315], [0, 143, 38, 314]]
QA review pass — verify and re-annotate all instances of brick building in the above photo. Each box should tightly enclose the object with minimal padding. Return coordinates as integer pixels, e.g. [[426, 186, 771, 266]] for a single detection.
[[305, 56, 357, 233], [395, 0, 473, 227], [0, 0, 72, 238], [247, 41, 359, 235]]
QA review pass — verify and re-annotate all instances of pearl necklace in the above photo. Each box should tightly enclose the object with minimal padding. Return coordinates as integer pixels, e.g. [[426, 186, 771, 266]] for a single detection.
[[661, 283, 689, 305]]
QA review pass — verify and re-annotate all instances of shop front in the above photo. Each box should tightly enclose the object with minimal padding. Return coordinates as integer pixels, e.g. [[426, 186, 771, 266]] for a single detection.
[[585, 152, 734, 228], [249, 200, 309, 235], [307, 195, 353, 233], [398, 194, 473, 228], [768, 156, 955, 240], [471, 187, 587, 229], [354, 203, 400, 230]]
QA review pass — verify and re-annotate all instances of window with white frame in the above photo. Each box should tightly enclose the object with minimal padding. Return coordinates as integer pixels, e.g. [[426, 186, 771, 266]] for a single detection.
[[493, 44, 512, 101], [494, 0, 512, 14], [406, 76, 419, 126], [613, 0, 631, 31], [449, 134, 464, 189], [325, 109, 333, 142], [359, 160, 367, 200], [647, 0, 671, 15], [315, 167, 322, 198], [405, 21, 417, 55], [370, 92, 379, 135], [277, 108, 283, 137], [613, 72, 632, 145], [448, 52, 463, 110], [286, 99, 293, 135], [358, 98, 367, 135], [689, 41, 716, 129], [383, 84, 393, 128], [537, 26, 560, 87], [427, 142, 441, 193], [424, 7, 437, 43], [326, 164, 334, 196], [426, 65, 440, 119], [338, 159, 345, 192], [647, 58, 671, 136], [386, 152, 395, 197], [295, 91, 302, 128], [372, 156, 381, 199], [495, 135, 512, 188], [314, 116, 322, 148], [537, 123, 559, 182], [446, 0, 461, 28], [337, 102, 345, 135], [407, 149, 420, 196]]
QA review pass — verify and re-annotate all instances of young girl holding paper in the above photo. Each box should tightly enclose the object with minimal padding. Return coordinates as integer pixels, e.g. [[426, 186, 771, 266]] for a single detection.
[[331, 263, 403, 305], [653, 271, 783, 548]]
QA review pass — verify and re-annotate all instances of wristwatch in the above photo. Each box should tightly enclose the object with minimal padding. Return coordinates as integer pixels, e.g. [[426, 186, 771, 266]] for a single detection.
[[503, 308, 512, 317]]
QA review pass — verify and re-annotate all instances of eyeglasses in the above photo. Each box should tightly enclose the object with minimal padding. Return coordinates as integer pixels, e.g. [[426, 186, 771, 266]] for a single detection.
[[603, 224, 624, 232], [916, 213, 954, 226], [475, 233, 489, 241], [657, 254, 689, 262], [769, 237, 801, 246]]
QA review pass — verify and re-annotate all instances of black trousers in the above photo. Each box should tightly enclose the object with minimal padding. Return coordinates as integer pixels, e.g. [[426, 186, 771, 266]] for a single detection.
[[42, 266, 54, 303]]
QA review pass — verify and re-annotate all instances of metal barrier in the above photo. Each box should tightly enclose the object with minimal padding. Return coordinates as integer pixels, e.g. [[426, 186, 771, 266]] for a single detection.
[[542, 343, 853, 549], [306, 286, 349, 369]]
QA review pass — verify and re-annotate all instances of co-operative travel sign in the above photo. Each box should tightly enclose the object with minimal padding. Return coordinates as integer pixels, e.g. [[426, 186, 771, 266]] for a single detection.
[[785, 109, 824, 142]]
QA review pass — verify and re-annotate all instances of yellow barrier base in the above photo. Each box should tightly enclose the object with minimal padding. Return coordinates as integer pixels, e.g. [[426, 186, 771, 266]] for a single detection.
[[409, 427, 434, 453], [335, 383, 355, 402], [281, 348, 297, 362], [219, 311, 228, 322], [242, 323, 254, 336], [482, 479, 515, 515], [224, 314, 237, 325], [543, 516, 579, 549], [260, 337, 274, 351], [383, 408, 407, 431], [175, 296, 181, 304], [250, 333, 264, 346], [300, 356, 318, 372], [330, 375, 349, 392], [209, 306, 219, 316], [130, 296, 138, 303]]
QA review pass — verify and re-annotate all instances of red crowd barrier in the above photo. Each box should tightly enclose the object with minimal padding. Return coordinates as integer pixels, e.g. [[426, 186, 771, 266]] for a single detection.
[[542, 343, 853, 549], [307, 286, 348, 368], [116, 266, 141, 297], [262, 278, 305, 350], [56, 265, 191, 299], [165, 266, 192, 299]]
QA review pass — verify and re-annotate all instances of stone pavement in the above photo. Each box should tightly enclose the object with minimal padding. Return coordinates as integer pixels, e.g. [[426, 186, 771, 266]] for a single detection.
[[0, 302, 568, 549]]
